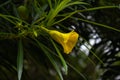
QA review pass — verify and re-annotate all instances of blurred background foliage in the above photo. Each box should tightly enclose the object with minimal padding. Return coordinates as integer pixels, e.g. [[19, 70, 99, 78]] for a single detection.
[[0, 0, 120, 80]]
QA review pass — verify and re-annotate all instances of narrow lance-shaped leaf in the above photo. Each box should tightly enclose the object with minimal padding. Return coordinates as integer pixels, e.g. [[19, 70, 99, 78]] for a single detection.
[[51, 39, 68, 75], [17, 39, 24, 80], [35, 39, 63, 80], [76, 18, 120, 32], [52, 6, 119, 26], [47, 0, 71, 26]]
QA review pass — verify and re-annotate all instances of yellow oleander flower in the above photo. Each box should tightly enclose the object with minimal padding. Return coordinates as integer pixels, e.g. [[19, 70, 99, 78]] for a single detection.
[[49, 30, 79, 54]]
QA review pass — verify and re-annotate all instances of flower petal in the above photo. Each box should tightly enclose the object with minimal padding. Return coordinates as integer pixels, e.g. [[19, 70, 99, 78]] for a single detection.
[[49, 30, 79, 54]]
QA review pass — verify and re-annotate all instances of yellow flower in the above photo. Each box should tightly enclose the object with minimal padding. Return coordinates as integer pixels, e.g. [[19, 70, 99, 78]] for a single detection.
[[40, 26, 79, 54], [49, 30, 79, 54]]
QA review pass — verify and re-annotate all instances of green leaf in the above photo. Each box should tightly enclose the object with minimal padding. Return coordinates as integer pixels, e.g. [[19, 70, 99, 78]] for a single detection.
[[47, 0, 53, 9], [35, 39, 63, 80], [67, 62, 87, 80], [0, 13, 16, 25], [0, 13, 29, 25], [46, 0, 71, 26], [0, 32, 16, 39], [52, 6, 119, 27], [111, 61, 120, 66], [46, 0, 89, 26], [84, 43, 104, 65], [50, 39, 68, 75], [0, 0, 11, 7], [17, 39, 24, 80], [78, 6, 119, 12], [78, 36, 104, 65], [65, 1, 89, 7], [76, 18, 120, 32]]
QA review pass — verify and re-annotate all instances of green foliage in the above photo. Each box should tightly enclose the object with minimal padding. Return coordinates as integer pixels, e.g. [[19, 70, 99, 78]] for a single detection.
[[0, 0, 120, 80], [17, 39, 24, 80]]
